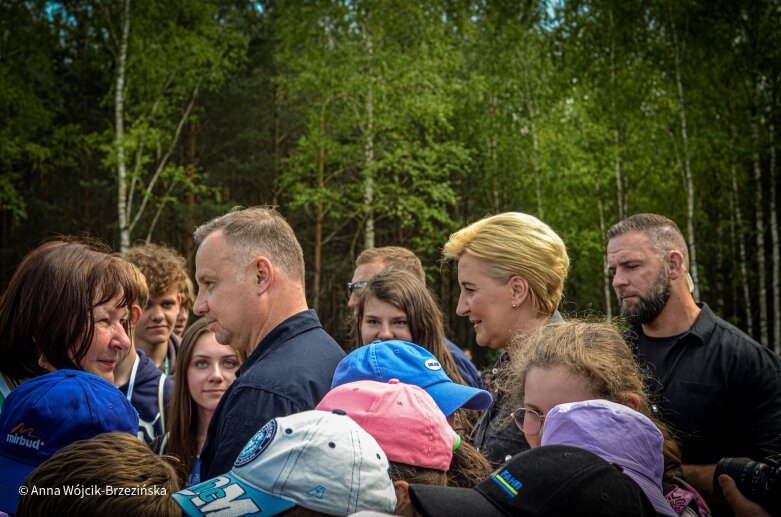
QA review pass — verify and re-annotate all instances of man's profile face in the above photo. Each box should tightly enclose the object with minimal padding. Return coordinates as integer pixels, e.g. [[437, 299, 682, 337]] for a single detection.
[[347, 260, 386, 312], [607, 231, 671, 325], [194, 231, 257, 352]]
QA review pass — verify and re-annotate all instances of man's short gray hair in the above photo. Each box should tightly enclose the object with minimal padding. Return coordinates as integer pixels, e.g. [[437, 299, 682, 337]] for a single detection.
[[607, 213, 690, 270], [194, 206, 305, 284]]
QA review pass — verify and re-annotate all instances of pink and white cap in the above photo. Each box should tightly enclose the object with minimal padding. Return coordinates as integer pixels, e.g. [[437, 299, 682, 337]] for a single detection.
[[317, 379, 459, 472]]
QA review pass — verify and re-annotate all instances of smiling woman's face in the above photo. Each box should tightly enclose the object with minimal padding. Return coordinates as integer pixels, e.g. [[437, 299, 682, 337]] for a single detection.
[[455, 253, 518, 349], [74, 293, 131, 383]]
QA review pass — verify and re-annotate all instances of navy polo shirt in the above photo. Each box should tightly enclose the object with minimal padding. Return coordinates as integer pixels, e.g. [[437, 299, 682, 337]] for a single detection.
[[200, 310, 345, 479]]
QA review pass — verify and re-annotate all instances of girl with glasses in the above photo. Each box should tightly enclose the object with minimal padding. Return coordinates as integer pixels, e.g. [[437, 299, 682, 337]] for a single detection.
[[506, 320, 710, 517]]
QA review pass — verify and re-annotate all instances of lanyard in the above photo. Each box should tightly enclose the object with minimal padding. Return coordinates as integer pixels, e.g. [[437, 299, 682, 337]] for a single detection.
[[163, 355, 170, 376], [126, 354, 140, 402]]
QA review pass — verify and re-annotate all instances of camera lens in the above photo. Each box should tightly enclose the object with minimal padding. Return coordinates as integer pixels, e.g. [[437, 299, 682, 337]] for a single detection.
[[714, 457, 772, 503]]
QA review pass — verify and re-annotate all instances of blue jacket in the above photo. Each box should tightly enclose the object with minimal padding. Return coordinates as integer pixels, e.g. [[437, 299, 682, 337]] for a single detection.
[[118, 349, 173, 446], [200, 310, 345, 478]]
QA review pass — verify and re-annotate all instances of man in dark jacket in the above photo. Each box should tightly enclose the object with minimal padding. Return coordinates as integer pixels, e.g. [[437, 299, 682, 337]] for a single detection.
[[194, 207, 345, 479]]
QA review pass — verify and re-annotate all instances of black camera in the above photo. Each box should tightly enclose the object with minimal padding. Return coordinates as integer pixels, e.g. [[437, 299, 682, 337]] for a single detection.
[[713, 454, 781, 514]]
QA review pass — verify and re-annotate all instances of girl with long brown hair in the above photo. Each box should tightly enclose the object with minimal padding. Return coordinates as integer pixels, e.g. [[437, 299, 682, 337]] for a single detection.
[[156, 318, 244, 486]]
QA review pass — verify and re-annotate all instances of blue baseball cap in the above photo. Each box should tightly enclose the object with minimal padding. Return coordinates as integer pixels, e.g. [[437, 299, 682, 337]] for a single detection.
[[0, 369, 139, 514], [332, 340, 493, 416]]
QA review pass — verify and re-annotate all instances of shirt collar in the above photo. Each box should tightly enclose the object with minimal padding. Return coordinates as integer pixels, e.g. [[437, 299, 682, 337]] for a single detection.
[[237, 309, 322, 377], [630, 302, 714, 347]]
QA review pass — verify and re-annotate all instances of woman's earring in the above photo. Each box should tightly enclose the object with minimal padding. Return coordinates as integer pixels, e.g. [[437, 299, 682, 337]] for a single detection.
[[512, 303, 517, 309], [38, 355, 51, 371]]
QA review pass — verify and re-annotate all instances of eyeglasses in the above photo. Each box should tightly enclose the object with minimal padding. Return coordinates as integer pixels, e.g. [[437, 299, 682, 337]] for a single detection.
[[346, 281, 368, 294], [511, 407, 546, 436]]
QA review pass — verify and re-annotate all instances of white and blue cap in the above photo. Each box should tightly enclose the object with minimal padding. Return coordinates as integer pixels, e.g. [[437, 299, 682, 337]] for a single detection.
[[173, 410, 397, 517], [332, 340, 493, 416]]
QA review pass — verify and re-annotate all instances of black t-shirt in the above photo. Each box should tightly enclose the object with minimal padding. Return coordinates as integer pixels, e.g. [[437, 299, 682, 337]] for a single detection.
[[636, 331, 685, 380], [628, 304, 781, 464]]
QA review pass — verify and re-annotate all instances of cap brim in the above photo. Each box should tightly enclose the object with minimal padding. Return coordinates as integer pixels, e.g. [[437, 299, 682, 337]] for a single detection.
[[174, 471, 296, 516], [622, 469, 677, 517], [0, 454, 37, 515], [409, 483, 502, 517], [425, 381, 493, 416]]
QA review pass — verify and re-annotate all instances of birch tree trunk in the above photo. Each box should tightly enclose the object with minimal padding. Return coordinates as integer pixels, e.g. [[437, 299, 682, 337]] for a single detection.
[[116, 0, 131, 252], [730, 146, 754, 336], [363, 29, 375, 250], [668, 3, 699, 300], [752, 79, 769, 346], [597, 181, 612, 321], [523, 58, 543, 219], [489, 94, 499, 212], [609, 5, 626, 220]]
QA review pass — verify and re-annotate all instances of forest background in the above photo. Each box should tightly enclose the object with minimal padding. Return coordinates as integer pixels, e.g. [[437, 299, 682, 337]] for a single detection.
[[2, 0, 780, 365]]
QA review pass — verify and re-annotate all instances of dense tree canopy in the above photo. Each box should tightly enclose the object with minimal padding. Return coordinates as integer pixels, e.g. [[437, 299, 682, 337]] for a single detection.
[[2, 0, 779, 361]]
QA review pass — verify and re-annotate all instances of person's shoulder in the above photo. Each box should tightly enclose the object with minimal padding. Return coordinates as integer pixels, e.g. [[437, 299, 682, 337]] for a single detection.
[[268, 310, 342, 350], [703, 306, 763, 349], [278, 318, 345, 359], [698, 305, 780, 364], [135, 350, 165, 382]]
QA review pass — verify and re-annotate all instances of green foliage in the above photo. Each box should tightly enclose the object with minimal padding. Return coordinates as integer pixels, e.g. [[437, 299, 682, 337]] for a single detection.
[[2, 0, 779, 351]]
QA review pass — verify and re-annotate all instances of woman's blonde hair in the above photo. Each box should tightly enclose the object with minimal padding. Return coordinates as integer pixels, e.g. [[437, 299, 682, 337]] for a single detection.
[[442, 212, 569, 316], [506, 319, 683, 479]]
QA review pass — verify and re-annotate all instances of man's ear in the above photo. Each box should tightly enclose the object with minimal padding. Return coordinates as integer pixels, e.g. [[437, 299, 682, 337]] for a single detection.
[[510, 276, 530, 307], [130, 304, 143, 326], [393, 479, 412, 516], [667, 251, 685, 280], [254, 257, 274, 293]]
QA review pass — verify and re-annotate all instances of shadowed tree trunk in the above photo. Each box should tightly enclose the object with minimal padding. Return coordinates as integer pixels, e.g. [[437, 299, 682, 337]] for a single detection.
[[751, 77, 768, 346]]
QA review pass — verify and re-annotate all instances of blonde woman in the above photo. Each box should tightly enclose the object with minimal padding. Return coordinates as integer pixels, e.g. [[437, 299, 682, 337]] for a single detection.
[[442, 212, 569, 465]]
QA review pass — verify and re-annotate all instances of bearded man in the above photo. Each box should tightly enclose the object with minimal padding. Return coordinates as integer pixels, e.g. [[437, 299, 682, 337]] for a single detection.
[[607, 213, 781, 506]]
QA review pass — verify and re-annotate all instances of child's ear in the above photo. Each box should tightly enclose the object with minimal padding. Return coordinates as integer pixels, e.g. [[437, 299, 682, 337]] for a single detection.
[[624, 394, 641, 411], [393, 479, 412, 516]]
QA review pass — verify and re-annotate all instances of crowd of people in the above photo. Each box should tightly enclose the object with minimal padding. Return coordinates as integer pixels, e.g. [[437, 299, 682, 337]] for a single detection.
[[0, 207, 779, 516]]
